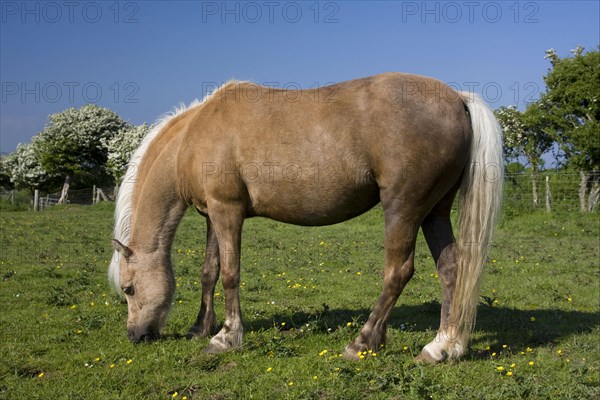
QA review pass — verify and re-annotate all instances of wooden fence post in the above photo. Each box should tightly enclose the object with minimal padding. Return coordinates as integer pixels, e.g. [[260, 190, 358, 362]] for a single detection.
[[545, 175, 552, 212], [33, 190, 39, 212], [92, 185, 96, 205]]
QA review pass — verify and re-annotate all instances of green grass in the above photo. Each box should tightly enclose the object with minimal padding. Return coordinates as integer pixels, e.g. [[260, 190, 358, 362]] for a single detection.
[[1, 204, 598, 399]]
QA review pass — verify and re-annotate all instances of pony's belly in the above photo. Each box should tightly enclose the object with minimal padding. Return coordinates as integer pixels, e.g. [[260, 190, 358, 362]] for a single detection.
[[247, 181, 380, 226]]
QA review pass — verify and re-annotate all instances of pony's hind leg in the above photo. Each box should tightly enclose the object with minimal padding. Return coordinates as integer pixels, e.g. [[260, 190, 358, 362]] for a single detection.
[[187, 219, 220, 339], [343, 206, 419, 359], [416, 203, 463, 363]]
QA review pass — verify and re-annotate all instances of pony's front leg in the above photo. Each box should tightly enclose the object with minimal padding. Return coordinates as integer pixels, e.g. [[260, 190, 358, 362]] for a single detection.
[[205, 202, 244, 353], [188, 219, 220, 339]]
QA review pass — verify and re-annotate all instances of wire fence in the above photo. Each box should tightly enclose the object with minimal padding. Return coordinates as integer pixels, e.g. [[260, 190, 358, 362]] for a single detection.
[[1, 172, 597, 214], [37, 186, 117, 210], [504, 172, 583, 214], [0, 186, 116, 211]]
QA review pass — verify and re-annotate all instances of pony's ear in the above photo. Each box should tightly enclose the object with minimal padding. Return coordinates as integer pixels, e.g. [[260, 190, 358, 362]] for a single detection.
[[112, 239, 133, 260]]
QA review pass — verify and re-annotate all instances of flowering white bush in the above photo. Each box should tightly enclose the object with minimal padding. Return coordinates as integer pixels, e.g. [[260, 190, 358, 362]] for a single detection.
[[495, 105, 525, 160], [103, 123, 150, 182], [36, 104, 127, 183], [3, 137, 57, 192]]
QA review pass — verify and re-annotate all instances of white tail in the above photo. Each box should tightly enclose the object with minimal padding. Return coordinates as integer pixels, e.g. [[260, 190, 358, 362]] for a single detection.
[[449, 92, 504, 355]]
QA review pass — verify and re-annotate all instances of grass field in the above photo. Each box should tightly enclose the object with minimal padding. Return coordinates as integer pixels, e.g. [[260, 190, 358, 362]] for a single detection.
[[0, 204, 598, 399]]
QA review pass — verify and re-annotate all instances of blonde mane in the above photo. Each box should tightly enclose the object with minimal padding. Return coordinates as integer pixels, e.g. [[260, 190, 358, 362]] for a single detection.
[[108, 81, 241, 290]]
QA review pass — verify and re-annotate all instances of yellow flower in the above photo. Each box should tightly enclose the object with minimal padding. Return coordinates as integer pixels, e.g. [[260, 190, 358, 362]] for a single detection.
[[567, 297, 572, 302], [530, 317, 536, 322], [109, 364, 115, 368], [491, 352, 497, 357], [266, 367, 272, 372], [506, 371, 513, 377], [510, 363, 516, 368], [288, 381, 294, 386], [313, 375, 318, 380], [528, 361, 535, 366], [126, 359, 133, 365], [172, 392, 178, 398], [319, 350, 328, 356], [502, 344, 507, 349], [497, 366, 505, 371], [556, 349, 563, 356], [526, 347, 533, 352], [38, 372, 44, 378]]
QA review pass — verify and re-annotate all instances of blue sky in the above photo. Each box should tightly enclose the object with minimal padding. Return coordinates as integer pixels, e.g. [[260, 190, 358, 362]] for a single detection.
[[1, 0, 598, 154]]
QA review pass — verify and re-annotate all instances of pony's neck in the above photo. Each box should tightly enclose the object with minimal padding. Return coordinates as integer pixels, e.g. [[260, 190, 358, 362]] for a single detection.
[[128, 145, 187, 255], [130, 193, 187, 255]]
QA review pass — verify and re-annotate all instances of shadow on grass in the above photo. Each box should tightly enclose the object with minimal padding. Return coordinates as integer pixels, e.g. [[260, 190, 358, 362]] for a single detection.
[[243, 302, 599, 354]]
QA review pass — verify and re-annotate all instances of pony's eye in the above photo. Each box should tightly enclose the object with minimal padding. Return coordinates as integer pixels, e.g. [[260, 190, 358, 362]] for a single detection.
[[122, 286, 134, 296]]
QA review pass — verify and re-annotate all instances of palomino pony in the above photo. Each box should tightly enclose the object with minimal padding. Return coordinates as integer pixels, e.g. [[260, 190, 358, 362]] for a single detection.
[[109, 72, 503, 363]]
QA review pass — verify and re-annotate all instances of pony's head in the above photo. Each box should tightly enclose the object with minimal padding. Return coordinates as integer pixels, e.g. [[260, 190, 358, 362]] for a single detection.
[[111, 239, 175, 342], [108, 94, 226, 342]]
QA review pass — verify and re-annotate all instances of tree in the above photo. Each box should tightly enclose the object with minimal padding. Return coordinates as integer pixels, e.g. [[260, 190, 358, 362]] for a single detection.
[[543, 47, 600, 211], [3, 139, 60, 194], [35, 105, 128, 204], [495, 102, 553, 207], [0, 155, 13, 191], [103, 123, 150, 183]]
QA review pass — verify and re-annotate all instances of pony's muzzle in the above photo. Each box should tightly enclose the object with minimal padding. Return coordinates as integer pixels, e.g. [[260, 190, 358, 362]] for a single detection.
[[128, 328, 160, 343]]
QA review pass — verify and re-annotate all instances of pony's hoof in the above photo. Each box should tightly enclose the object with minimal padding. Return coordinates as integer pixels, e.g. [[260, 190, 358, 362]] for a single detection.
[[204, 342, 227, 354], [342, 344, 365, 361], [414, 349, 442, 364], [186, 328, 199, 340], [204, 334, 240, 354]]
